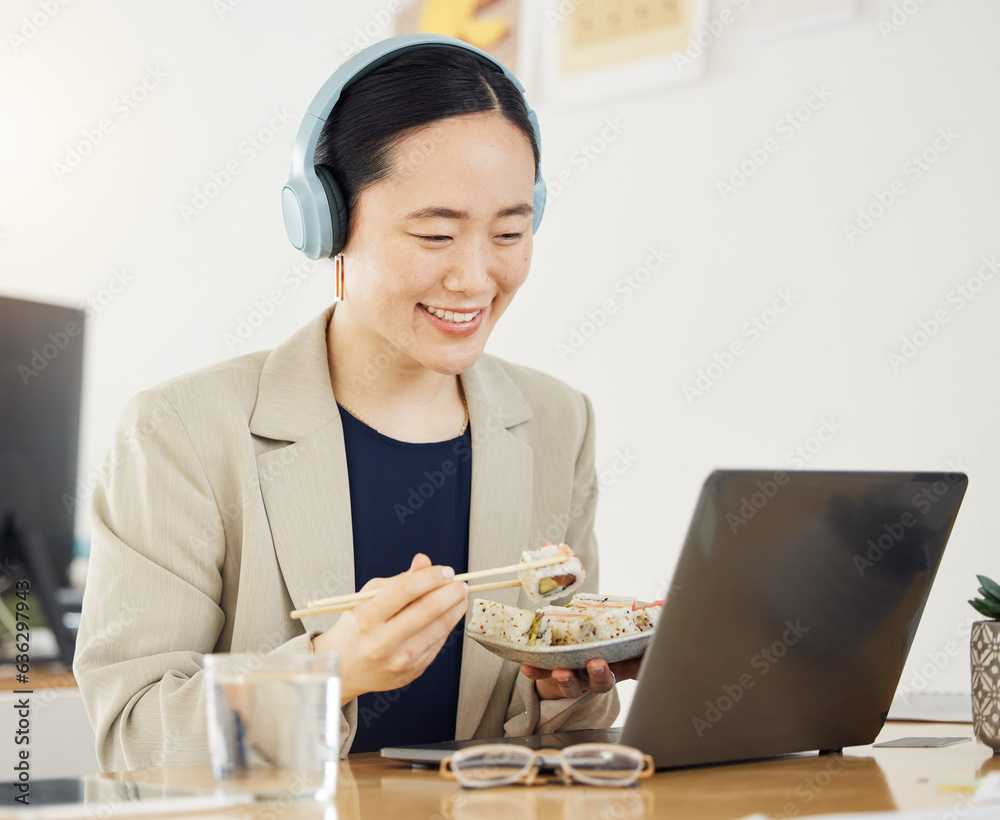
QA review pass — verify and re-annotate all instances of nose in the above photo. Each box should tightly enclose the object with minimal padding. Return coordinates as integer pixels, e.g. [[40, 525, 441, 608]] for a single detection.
[[443, 237, 491, 295]]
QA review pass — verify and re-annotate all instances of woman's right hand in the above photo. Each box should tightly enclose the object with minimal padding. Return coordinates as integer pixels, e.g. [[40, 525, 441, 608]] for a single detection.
[[311, 553, 469, 705]]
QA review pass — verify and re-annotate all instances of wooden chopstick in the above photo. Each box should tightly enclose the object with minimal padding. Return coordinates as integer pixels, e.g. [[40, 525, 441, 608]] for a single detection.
[[290, 579, 522, 619], [465, 579, 524, 593], [289, 554, 571, 620], [301, 555, 567, 610], [455, 555, 567, 583]]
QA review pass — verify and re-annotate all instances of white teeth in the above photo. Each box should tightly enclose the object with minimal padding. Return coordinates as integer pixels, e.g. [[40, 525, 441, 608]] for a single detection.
[[423, 305, 481, 323]]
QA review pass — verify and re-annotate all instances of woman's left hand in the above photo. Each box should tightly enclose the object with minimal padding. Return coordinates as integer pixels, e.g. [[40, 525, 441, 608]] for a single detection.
[[520, 656, 642, 699]]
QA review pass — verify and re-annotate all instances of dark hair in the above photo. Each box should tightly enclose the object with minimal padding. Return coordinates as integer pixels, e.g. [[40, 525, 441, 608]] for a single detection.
[[313, 47, 540, 223]]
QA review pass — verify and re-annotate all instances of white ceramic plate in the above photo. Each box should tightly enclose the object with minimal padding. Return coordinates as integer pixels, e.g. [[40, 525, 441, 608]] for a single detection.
[[466, 629, 653, 671]]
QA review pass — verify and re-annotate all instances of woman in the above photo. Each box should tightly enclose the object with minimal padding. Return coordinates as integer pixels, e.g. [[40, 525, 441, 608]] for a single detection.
[[73, 35, 636, 770]]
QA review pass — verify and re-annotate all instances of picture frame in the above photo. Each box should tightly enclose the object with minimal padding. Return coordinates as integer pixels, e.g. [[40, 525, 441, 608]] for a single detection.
[[393, 0, 535, 84], [536, 0, 711, 108]]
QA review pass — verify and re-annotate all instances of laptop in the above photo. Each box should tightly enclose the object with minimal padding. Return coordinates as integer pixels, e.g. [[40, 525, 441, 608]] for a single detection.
[[382, 469, 968, 769]]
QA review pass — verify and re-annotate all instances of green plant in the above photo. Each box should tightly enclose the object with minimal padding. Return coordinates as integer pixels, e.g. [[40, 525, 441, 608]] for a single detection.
[[969, 575, 1000, 619]]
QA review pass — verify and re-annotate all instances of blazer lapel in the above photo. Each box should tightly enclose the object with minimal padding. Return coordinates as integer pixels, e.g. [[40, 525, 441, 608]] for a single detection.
[[249, 306, 356, 636], [455, 356, 534, 740], [255, 422, 355, 635]]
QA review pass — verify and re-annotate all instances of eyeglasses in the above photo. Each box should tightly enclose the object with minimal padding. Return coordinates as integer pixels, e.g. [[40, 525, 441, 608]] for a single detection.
[[440, 743, 654, 788]]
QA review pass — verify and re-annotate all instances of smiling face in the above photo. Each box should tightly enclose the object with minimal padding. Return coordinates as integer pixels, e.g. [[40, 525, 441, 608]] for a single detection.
[[336, 111, 536, 377]]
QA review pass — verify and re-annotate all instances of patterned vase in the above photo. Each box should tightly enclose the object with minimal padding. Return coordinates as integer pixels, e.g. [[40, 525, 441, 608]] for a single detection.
[[971, 620, 1000, 754]]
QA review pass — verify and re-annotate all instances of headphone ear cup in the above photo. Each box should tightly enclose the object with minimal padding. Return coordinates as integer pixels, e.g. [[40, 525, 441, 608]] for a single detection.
[[314, 164, 350, 255], [532, 176, 546, 234]]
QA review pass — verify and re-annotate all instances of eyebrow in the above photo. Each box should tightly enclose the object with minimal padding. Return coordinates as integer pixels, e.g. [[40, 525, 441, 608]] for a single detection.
[[405, 203, 533, 220]]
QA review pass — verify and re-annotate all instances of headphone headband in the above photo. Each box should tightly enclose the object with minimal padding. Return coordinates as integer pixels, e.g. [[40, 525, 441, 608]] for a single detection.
[[282, 33, 546, 260]]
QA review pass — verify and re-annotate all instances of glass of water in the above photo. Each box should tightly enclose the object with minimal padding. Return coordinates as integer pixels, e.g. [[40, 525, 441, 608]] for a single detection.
[[203, 651, 340, 800]]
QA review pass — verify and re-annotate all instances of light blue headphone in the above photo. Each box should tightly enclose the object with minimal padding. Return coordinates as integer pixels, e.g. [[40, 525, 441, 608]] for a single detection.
[[282, 33, 546, 261]]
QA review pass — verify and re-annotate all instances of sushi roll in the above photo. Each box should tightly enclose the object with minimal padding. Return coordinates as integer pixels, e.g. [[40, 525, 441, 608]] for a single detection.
[[518, 543, 586, 603], [567, 593, 637, 611], [467, 598, 536, 645], [530, 606, 595, 646], [587, 609, 643, 641], [631, 601, 663, 632]]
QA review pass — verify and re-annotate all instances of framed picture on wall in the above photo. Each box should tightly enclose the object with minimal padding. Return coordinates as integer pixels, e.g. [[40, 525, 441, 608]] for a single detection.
[[536, 0, 710, 108], [393, 0, 535, 86]]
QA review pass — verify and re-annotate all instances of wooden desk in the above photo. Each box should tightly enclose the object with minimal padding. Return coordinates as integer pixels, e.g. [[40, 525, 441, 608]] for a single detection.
[[103, 722, 998, 819], [0, 662, 76, 691]]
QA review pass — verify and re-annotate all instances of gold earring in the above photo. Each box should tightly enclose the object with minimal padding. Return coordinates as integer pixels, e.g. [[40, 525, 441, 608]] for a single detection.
[[335, 253, 345, 300]]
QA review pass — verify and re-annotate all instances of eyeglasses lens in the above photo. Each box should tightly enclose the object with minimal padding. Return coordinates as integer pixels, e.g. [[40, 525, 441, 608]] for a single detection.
[[562, 745, 643, 785], [453, 747, 534, 787]]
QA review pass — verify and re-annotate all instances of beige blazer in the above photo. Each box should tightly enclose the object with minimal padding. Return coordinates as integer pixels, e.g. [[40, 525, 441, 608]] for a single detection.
[[73, 305, 617, 772]]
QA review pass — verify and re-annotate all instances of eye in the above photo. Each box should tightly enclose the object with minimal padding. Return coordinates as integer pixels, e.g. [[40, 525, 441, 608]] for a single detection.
[[497, 232, 524, 243], [415, 235, 452, 245]]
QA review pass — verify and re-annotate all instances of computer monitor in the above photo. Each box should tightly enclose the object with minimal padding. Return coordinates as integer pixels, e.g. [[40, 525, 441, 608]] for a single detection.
[[0, 294, 85, 662]]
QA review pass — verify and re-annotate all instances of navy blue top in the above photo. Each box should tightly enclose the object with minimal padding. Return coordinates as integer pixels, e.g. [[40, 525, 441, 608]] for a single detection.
[[338, 406, 472, 753]]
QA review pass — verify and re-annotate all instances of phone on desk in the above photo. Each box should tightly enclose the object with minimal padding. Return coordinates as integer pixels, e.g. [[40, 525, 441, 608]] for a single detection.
[[0, 777, 252, 818]]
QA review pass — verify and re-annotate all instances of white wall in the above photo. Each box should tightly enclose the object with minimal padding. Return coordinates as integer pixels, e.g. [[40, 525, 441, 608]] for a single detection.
[[1, 0, 997, 712]]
